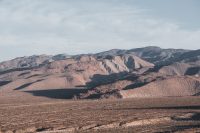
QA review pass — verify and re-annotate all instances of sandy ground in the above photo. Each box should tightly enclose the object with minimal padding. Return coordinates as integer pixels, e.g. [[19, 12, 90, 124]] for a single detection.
[[0, 92, 200, 133], [0, 91, 200, 133]]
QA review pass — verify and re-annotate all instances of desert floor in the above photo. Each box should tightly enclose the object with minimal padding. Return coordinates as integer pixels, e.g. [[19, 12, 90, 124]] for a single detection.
[[0, 92, 200, 133]]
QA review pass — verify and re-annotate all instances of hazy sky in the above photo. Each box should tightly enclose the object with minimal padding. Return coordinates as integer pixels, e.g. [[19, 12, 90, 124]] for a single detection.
[[0, 0, 200, 61]]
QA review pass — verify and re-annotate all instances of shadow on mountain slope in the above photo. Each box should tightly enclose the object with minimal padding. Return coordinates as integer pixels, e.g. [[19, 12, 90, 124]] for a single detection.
[[85, 72, 133, 89], [185, 67, 200, 75], [123, 82, 148, 90], [0, 81, 12, 87], [14, 79, 45, 90], [24, 88, 87, 99], [0, 67, 34, 75]]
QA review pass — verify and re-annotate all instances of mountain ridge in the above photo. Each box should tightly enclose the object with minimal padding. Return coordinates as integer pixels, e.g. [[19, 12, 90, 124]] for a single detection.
[[0, 46, 199, 99], [0, 46, 192, 72]]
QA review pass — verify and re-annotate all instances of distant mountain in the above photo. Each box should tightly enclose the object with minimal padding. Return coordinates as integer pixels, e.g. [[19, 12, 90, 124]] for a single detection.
[[0, 55, 52, 71], [173, 49, 200, 63], [158, 49, 200, 76], [78, 50, 200, 99], [0, 54, 153, 92], [52, 54, 72, 61], [95, 46, 189, 65], [0, 46, 190, 72], [0, 54, 72, 72], [0, 46, 199, 100]]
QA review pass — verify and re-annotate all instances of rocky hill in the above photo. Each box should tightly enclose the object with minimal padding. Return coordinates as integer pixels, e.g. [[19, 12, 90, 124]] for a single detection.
[[95, 46, 189, 65], [0, 46, 199, 99], [0, 46, 189, 72], [0, 54, 153, 91], [0, 54, 72, 72]]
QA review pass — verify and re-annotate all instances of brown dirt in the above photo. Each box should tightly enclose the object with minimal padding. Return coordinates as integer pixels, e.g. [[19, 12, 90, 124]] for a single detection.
[[1, 96, 200, 133]]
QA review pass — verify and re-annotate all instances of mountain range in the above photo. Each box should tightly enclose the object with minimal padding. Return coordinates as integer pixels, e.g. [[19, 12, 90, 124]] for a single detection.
[[0, 46, 199, 99]]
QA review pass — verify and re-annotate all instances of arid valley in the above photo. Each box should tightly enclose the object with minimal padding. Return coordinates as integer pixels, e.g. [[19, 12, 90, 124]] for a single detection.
[[0, 46, 200, 133]]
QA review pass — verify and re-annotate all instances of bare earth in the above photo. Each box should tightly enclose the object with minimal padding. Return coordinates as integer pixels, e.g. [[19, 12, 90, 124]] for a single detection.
[[1, 96, 200, 133]]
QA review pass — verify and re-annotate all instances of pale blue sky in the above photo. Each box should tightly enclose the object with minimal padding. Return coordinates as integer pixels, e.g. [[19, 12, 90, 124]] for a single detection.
[[0, 0, 200, 61]]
